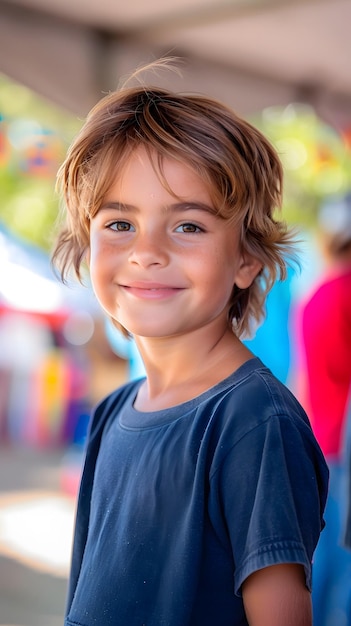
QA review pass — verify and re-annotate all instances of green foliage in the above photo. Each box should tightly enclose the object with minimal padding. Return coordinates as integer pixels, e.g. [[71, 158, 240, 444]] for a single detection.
[[0, 74, 80, 251], [253, 104, 351, 227], [0, 168, 58, 249]]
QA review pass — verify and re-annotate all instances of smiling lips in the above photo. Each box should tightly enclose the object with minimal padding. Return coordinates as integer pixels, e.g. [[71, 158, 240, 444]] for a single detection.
[[121, 282, 184, 300]]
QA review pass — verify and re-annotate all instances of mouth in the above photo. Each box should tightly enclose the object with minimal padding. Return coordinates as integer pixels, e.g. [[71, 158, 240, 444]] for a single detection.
[[120, 282, 184, 300]]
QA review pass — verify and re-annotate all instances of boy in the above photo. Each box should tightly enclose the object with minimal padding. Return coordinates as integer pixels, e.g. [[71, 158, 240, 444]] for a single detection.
[[52, 61, 328, 626]]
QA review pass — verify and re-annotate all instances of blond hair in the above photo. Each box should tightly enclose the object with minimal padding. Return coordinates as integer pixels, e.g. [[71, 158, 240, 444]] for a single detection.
[[52, 62, 298, 338]]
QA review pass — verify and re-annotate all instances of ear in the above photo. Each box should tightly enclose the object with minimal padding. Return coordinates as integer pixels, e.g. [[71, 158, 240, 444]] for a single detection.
[[234, 252, 262, 289]]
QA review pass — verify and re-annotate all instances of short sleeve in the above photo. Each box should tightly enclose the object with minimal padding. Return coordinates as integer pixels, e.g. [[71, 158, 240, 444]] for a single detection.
[[210, 413, 327, 595]]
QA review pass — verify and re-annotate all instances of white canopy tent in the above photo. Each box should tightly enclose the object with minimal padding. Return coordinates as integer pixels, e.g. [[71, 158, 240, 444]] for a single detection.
[[0, 223, 98, 314], [0, 0, 350, 131]]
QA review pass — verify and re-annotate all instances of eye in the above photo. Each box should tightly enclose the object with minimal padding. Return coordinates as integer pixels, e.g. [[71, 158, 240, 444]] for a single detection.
[[107, 221, 135, 232], [175, 223, 203, 233]]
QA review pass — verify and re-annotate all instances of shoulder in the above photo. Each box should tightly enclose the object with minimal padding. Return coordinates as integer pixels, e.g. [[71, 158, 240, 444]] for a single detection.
[[212, 359, 311, 435], [88, 378, 144, 440], [199, 359, 316, 467]]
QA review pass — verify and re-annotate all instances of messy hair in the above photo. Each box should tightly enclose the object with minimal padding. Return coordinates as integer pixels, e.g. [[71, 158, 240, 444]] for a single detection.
[[52, 60, 298, 338]]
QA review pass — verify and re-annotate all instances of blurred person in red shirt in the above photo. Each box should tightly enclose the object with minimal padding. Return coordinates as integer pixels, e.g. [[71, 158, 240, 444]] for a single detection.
[[299, 192, 351, 626]]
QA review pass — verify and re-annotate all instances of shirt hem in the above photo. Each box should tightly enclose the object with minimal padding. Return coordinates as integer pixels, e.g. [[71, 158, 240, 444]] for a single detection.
[[234, 540, 311, 596]]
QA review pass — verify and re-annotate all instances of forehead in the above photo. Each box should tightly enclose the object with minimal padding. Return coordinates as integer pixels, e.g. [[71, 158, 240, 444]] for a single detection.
[[106, 145, 213, 202]]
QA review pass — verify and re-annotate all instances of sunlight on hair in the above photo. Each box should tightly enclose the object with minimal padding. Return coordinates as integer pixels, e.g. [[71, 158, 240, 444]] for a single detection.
[[118, 56, 184, 91]]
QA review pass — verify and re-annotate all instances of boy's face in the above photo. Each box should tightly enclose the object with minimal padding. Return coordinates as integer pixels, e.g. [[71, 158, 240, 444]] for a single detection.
[[88, 146, 259, 339]]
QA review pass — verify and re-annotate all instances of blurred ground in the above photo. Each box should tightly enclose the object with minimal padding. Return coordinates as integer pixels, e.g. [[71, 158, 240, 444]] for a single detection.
[[0, 318, 129, 626], [0, 445, 76, 626]]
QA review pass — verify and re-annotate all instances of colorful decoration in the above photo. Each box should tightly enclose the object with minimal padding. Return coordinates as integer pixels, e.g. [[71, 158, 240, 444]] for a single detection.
[[0, 115, 11, 166], [0, 113, 65, 178]]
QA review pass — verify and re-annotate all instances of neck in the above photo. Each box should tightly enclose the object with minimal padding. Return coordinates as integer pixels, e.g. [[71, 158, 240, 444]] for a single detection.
[[133, 325, 253, 411]]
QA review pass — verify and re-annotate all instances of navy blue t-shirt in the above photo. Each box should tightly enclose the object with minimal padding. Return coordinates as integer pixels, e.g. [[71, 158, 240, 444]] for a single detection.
[[65, 358, 328, 626]]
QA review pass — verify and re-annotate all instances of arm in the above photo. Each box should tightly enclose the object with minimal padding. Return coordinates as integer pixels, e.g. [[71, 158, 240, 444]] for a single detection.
[[242, 563, 312, 626]]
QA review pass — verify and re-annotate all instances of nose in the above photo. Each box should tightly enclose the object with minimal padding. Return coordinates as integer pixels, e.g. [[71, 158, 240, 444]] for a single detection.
[[128, 230, 169, 268]]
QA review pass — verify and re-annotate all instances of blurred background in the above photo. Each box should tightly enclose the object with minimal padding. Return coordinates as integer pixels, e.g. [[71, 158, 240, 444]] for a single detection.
[[1, 1, 351, 624]]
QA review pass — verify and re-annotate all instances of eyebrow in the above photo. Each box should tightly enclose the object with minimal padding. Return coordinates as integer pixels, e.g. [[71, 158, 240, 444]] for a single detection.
[[99, 201, 218, 216]]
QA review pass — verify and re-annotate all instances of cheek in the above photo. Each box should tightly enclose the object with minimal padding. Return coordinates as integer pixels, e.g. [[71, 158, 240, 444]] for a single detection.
[[85, 246, 91, 268], [211, 242, 238, 281], [89, 234, 114, 270], [88, 242, 112, 292], [197, 254, 235, 307]]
